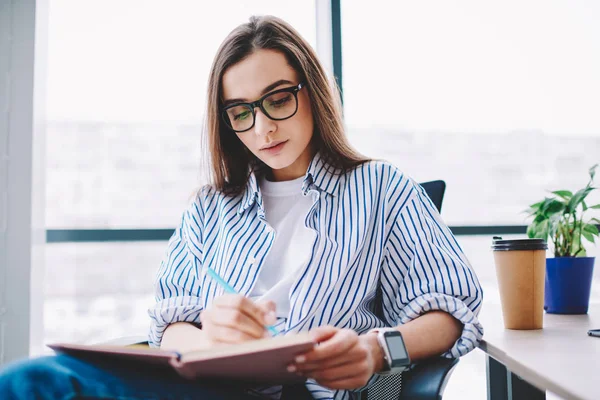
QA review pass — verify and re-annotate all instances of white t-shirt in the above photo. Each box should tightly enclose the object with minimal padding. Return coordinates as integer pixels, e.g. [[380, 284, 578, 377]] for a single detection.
[[249, 175, 317, 318]]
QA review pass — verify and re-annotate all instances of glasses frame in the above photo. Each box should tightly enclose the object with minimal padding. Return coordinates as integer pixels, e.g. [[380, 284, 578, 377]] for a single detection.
[[221, 82, 305, 133]]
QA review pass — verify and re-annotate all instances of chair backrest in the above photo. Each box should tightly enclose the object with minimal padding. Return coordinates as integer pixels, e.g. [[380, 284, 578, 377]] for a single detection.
[[419, 180, 446, 213]]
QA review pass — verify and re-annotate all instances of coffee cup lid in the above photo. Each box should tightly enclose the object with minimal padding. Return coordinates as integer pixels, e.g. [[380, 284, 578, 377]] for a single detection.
[[491, 236, 548, 251]]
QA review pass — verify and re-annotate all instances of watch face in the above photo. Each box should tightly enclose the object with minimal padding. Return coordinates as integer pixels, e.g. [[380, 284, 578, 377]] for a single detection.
[[386, 335, 408, 359], [384, 332, 410, 367]]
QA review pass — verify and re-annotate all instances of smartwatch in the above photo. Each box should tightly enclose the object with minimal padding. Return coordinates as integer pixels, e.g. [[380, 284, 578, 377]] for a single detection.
[[369, 328, 411, 375]]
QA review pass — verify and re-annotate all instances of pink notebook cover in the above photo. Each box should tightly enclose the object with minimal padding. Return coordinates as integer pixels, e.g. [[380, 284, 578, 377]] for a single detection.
[[48, 333, 315, 385]]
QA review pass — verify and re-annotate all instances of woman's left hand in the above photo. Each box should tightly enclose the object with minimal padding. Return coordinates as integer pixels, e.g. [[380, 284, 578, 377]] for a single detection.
[[288, 326, 385, 390]]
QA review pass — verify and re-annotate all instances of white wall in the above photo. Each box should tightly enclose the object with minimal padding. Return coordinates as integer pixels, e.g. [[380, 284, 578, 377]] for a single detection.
[[0, 0, 47, 364]]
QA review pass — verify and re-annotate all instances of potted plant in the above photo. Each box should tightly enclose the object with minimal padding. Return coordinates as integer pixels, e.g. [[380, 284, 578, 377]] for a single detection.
[[526, 164, 600, 314]]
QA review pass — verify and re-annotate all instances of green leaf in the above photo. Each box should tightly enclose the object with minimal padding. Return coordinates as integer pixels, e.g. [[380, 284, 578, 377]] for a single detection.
[[541, 199, 565, 216], [525, 206, 543, 217], [582, 231, 596, 244], [567, 187, 595, 213], [552, 190, 573, 199], [590, 164, 598, 180], [539, 220, 550, 240], [583, 223, 599, 236], [526, 224, 536, 239], [548, 214, 562, 236], [590, 204, 600, 209], [529, 201, 544, 209], [524, 200, 547, 217], [583, 201, 588, 211], [527, 220, 549, 240], [537, 198, 553, 214]]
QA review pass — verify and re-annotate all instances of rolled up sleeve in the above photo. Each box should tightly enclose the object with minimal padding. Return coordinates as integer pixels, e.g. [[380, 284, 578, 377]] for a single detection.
[[383, 180, 484, 358], [147, 198, 205, 348]]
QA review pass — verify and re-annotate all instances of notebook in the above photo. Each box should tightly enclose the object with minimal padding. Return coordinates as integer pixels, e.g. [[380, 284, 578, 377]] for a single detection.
[[48, 333, 316, 385]]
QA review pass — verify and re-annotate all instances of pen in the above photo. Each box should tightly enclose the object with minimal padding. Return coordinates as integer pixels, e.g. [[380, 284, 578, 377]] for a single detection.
[[205, 267, 278, 336]]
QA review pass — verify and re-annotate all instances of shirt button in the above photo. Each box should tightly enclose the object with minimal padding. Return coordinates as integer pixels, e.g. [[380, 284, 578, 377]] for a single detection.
[[249, 256, 256, 264], [266, 226, 274, 233]]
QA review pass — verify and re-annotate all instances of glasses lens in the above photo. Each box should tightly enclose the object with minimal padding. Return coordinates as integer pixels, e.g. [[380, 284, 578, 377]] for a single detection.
[[224, 105, 254, 131], [262, 91, 297, 120]]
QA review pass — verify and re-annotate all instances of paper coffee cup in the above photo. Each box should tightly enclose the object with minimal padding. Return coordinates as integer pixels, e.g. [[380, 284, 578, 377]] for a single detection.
[[491, 237, 547, 330]]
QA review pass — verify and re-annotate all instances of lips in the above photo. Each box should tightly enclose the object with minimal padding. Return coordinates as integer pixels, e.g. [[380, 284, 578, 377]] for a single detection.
[[260, 140, 287, 151]]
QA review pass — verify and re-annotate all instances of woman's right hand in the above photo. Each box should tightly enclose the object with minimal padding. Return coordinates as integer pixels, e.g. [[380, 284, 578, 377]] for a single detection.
[[200, 294, 277, 345]]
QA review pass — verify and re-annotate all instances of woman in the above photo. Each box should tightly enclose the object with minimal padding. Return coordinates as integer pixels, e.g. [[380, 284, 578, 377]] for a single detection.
[[0, 15, 483, 400]]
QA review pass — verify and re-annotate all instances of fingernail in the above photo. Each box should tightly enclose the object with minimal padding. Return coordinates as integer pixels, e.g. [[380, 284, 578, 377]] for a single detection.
[[295, 355, 306, 363], [287, 364, 296, 373], [265, 311, 276, 325]]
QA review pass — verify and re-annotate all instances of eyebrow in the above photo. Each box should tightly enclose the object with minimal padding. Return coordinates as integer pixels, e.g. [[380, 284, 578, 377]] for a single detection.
[[222, 79, 294, 107]]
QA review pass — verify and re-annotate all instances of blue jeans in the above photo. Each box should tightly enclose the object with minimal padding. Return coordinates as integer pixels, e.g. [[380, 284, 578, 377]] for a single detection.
[[0, 354, 287, 399]]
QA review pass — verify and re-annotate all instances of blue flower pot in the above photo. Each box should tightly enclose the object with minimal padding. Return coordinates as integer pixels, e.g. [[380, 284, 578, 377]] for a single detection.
[[544, 257, 595, 314]]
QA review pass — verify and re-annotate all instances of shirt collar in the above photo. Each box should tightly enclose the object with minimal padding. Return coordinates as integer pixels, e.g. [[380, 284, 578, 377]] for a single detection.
[[237, 152, 343, 216], [303, 151, 343, 196], [238, 171, 262, 216]]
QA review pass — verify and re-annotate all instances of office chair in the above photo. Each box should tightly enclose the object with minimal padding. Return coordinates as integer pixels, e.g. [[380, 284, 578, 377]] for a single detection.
[[108, 180, 458, 400], [419, 180, 446, 214]]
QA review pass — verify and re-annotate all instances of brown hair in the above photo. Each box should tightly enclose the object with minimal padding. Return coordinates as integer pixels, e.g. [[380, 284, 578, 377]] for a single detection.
[[204, 15, 368, 196]]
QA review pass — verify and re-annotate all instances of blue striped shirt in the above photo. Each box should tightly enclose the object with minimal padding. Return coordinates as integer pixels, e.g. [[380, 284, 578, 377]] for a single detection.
[[148, 152, 484, 400]]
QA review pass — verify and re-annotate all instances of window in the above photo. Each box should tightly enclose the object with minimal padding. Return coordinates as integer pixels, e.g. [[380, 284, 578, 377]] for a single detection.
[[45, 242, 161, 344], [342, 0, 600, 226]]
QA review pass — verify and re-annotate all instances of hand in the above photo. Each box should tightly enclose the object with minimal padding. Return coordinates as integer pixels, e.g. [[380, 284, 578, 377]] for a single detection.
[[288, 326, 385, 390], [199, 294, 277, 345]]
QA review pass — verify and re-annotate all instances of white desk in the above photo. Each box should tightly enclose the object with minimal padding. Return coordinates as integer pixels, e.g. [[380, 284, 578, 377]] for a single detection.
[[478, 303, 600, 400]]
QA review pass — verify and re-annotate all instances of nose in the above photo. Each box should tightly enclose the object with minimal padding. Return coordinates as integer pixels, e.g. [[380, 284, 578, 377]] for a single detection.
[[253, 108, 276, 137]]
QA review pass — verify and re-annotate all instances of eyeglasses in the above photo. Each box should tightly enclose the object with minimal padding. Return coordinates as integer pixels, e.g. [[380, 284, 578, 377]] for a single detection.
[[221, 82, 305, 133]]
